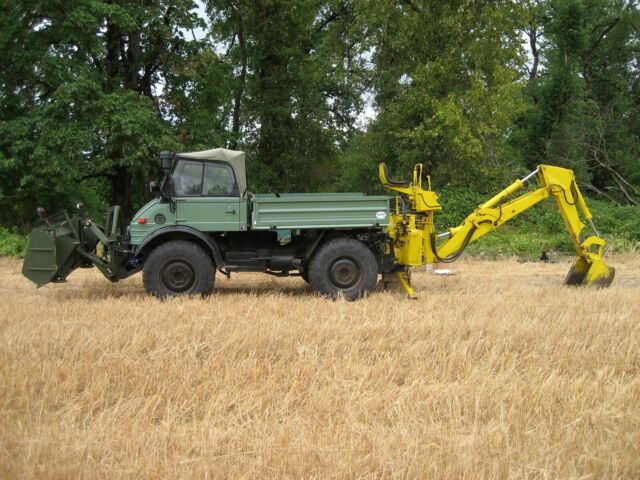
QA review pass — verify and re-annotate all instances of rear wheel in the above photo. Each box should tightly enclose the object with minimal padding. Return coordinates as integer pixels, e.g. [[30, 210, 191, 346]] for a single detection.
[[309, 238, 378, 300], [143, 240, 215, 298]]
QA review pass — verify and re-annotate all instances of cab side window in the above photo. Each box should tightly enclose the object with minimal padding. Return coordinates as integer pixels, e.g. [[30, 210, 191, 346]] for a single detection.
[[204, 163, 238, 196], [173, 160, 203, 196]]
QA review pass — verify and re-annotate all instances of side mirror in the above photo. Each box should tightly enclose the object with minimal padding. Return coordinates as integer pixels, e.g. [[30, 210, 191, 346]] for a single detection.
[[150, 181, 160, 194]]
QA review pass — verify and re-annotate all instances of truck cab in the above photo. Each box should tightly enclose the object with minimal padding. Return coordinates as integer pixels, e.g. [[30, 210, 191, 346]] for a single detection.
[[130, 149, 250, 245]]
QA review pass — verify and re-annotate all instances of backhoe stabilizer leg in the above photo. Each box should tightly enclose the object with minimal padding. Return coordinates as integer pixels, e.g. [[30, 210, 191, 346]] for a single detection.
[[564, 256, 615, 288], [395, 270, 418, 299]]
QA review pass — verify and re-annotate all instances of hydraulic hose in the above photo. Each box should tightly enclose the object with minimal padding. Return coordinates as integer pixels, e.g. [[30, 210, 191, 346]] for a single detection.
[[430, 224, 477, 263]]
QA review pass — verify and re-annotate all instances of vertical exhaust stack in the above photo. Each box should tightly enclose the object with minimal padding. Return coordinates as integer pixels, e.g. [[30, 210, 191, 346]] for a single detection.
[[160, 151, 173, 179], [160, 151, 173, 170], [155, 151, 174, 199]]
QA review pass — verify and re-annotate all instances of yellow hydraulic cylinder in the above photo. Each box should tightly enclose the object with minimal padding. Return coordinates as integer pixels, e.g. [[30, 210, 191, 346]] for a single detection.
[[480, 179, 524, 209], [571, 180, 593, 222]]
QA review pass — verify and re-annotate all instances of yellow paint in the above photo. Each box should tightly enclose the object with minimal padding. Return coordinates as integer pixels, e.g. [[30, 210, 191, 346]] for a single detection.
[[394, 270, 417, 299], [379, 163, 615, 298]]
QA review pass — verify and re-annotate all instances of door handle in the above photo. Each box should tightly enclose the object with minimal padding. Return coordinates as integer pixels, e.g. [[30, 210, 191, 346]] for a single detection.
[[225, 206, 236, 215]]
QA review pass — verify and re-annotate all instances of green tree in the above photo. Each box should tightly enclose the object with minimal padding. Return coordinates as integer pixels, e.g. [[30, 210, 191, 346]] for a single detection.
[[0, 0, 203, 225], [207, 0, 367, 191], [515, 0, 640, 204], [350, 0, 526, 192]]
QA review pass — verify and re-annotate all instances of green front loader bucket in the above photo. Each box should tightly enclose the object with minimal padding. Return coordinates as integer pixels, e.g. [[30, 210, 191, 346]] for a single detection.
[[22, 215, 83, 287], [22, 208, 134, 288], [22, 227, 59, 287]]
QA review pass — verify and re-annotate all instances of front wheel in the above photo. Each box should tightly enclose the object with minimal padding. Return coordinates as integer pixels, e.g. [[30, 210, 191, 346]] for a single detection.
[[143, 240, 215, 298], [309, 238, 378, 300], [299, 266, 310, 284]]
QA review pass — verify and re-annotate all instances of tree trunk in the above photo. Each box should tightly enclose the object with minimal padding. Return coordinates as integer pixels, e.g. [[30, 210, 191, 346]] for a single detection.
[[104, 15, 143, 220], [105, 20, 120, 93], [230, 27, 248, 150], [112, 165, 133, 221], [528, 24, 539, 84]]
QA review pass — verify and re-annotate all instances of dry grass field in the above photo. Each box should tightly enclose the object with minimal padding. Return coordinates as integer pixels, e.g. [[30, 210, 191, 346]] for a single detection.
[[1, 255, 639, 479]]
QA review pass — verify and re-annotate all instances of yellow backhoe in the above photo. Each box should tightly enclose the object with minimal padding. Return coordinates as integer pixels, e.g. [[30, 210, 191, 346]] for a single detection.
[[379, 163, 615, 298]]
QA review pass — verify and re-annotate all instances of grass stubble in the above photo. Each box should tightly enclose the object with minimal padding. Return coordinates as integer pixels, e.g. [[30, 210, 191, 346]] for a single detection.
[[0, 255, 639, 479]]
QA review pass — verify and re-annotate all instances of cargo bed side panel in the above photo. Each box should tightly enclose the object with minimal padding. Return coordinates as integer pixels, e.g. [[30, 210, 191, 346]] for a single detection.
[[251, 193, 390, 229]]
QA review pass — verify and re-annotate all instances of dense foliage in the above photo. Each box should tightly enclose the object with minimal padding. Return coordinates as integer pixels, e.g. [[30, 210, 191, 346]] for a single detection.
[[0, 228, 28, 257], [1, 0, 639, 242]]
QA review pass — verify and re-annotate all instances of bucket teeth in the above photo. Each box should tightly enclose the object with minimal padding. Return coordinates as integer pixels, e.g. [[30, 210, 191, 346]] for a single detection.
[[564, 257, 615, 288]]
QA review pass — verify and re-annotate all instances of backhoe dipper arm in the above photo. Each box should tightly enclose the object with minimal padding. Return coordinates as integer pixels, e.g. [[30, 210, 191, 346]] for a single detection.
[[433, 165, 614, 287]]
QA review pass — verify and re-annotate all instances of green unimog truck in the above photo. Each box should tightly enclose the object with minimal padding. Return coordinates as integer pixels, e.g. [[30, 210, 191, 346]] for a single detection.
[[23, 148, 394, 300]]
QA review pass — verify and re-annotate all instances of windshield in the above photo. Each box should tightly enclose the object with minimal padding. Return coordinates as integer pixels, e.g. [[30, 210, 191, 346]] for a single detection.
[[172, 160, 203, 196]]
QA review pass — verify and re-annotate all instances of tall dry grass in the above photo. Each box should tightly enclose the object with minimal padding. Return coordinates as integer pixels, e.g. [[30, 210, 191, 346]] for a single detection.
[[0, 255, 639, 479]]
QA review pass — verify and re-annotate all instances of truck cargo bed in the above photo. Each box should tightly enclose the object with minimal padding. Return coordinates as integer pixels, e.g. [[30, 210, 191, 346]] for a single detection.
[[250, 193, 390, 230]]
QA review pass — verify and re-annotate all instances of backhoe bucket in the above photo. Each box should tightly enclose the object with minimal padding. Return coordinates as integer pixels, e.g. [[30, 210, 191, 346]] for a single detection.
[[564, 256, 615, 288]]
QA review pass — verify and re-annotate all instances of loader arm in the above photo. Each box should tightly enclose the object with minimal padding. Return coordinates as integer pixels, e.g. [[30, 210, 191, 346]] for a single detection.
[[380, 163, 615, 298]]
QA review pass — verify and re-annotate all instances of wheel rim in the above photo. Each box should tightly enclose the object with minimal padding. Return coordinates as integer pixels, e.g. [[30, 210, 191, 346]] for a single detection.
[[329, 257, 361, 288], [160, 259, 196, 293]]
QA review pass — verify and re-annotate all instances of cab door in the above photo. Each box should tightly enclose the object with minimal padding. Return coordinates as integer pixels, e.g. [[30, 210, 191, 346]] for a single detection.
[[173, 159, 241, 232]]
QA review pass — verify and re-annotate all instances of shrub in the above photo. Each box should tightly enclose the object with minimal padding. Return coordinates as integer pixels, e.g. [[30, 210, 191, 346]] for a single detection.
[[0, 228, 28, 258]]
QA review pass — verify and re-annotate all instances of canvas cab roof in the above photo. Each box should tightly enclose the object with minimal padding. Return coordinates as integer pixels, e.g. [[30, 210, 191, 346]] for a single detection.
[[177, 148, 247, 197]]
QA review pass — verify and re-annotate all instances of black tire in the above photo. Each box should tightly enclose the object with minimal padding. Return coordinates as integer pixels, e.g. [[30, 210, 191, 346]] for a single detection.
[[309, 237, 378, 300], [299, 266, 310, 284], [143, 240, 215, 298]]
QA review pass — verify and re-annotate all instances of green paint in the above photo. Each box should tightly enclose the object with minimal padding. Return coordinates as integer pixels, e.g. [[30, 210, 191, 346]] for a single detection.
[[251, 193, 390, 230]]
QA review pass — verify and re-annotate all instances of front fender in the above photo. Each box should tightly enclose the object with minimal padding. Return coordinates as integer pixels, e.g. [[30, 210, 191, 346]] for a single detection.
[[135, 226, 225, 268]]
